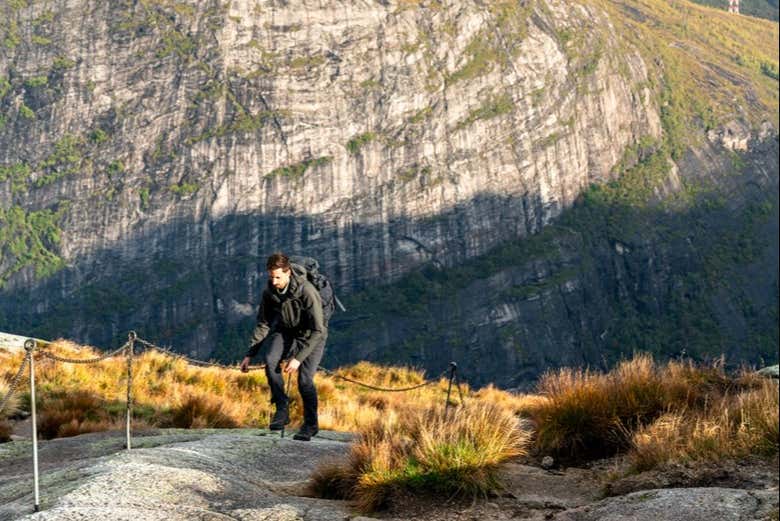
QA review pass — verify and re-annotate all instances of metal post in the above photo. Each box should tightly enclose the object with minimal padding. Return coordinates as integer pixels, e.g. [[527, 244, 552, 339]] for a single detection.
[[24, 339, 40, 513], [445, 362, 457, 419], [126, 332, 135, 451]]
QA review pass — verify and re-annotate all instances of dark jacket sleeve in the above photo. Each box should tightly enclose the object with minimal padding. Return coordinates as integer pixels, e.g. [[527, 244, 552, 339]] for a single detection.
[[293, 282, 326, 362], [246, 291, 273, 358]]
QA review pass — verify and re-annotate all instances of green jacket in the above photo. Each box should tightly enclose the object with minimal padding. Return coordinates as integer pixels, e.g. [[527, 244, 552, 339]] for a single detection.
[[246, 265, 326, 362]]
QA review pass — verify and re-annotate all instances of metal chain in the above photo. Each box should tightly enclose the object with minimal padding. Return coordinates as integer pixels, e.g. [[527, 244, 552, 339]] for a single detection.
[[37, 342, 129, 364], [317, 366, 449, 392], [0, 352, 30, 415], [134, 337, 265, 371]]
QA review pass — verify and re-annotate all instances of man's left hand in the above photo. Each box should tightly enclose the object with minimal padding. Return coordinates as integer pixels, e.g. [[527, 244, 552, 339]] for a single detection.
[[284, 358, 301, 373]]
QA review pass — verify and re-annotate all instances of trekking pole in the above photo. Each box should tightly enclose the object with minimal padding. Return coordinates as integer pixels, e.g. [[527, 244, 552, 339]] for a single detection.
[[24, 339, 40, 513], [445, 362, 457, 419], [281, 362, 293, 439], [126, 331, 135, 451]]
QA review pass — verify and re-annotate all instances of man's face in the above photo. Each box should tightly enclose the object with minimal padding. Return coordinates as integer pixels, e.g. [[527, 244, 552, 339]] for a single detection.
[[268, 267, 291, 290]]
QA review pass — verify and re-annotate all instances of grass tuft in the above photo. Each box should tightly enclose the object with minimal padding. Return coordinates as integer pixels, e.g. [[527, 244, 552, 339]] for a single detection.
[[309, 402, 530, 512], [530, 353, 778, 465]]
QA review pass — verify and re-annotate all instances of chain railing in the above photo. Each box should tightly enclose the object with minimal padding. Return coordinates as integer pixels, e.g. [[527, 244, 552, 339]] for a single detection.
[[134, 337, 265, 371], [0, 330, 468, 515], [0, 351, 29, 416]]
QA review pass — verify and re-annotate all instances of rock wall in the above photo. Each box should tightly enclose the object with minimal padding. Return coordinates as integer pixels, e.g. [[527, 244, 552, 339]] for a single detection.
[[0, 0, 660, 355]]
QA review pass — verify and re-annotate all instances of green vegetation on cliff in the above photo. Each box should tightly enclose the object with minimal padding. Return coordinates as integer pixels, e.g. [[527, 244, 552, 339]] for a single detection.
[[690, 0, 778, 21]]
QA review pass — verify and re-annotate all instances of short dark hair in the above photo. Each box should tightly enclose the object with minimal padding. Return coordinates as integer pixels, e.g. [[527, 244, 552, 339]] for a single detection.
[[266, 252, 290, 272]]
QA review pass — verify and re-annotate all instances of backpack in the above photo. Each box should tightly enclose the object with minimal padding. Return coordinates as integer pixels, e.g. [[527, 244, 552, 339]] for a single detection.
[[289, 256, 344, 324]]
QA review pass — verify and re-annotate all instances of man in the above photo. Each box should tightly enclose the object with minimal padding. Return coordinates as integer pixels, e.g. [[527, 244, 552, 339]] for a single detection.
[[240, 252, 327, 441]]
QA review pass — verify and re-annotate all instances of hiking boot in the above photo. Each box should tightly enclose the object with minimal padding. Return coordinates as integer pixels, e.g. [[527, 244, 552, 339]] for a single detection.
[[269, 408, 290, 431], [293, 424, 319, 441]]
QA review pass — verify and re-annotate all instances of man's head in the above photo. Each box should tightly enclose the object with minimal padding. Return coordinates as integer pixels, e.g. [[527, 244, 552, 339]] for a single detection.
[[266, 252, 291, 290]]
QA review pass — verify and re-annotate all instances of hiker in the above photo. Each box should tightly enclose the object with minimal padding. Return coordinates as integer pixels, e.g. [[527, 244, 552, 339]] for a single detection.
[[240, 252, 327, 441]]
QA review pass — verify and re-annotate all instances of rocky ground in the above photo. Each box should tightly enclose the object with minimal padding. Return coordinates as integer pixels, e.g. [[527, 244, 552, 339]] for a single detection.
[[0, 427, 777, 521]]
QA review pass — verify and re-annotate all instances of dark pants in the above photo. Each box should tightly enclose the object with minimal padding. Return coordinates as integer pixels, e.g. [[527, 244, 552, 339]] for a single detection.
[[261, 331, 326, 427]]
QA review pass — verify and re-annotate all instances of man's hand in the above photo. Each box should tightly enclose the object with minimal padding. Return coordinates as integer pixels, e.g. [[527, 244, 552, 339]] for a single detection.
[[283, 358, 301, 373], [240, 356, 251, 373]]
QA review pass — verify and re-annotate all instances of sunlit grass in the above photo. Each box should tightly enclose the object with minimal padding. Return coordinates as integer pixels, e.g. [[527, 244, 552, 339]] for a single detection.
[[529, 353, 777, 464], [0, 340, 478, 438], [629, 378, 779, 471], [587, 0, 779, 133], [309, 402, 531, 512]]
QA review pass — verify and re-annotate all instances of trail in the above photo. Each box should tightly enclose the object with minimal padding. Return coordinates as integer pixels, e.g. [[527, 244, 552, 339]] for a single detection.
[[1, 429, 777, 521]]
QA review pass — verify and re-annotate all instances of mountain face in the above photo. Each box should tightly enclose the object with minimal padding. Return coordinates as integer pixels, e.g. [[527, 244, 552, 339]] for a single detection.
[[690, 0, 779, 20], [1, 0, 778, 386]]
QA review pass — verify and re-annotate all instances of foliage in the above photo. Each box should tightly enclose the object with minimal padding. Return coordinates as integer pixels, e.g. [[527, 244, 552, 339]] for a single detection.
[[0, 163, 30, 193], [89, 129, 108, 144], [0, 204, 66, 286], [35, 134, 85, 187], [346, 132, 376, 155], [19, 104, 35, 119], [446, 34, 499, 85], [265, 156, 333, 180], [52, 56, 76, 71], [168, 181, 199, 196], [139, 187, 150, 209], [455, 93, 514, 130]]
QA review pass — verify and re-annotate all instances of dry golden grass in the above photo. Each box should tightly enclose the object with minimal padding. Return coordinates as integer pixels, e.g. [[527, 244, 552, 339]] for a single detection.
[[0, 376, 21, 419], [630, 379, 779, 471], [529, 354, 777, 464], [0, 339, 486, 439], [3, 340, 776, 497], [309, 402, 531, 512]]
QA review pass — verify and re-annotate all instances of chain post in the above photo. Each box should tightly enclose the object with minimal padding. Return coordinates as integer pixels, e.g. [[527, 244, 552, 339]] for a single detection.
[[445, 362, 457, 419], [126, 331, 136, 451], [24, 339, 40, 513], [455, 369, 465, 408]]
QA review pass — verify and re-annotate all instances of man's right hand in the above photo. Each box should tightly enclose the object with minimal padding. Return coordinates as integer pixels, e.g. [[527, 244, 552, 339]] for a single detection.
[[240, 356, 251, 373]]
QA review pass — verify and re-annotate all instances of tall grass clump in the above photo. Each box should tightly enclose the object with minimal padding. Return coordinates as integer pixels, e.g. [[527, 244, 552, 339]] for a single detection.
[[529, 354, 769, 463], [531, 355, 670, 460], [629, 379, 779, 471], [36, 390, 126, 439], [309, 402, 530, 512]]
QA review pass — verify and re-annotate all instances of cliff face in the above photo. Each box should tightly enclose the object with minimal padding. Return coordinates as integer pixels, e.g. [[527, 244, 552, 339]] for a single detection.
[[327, 133, 780, 388], [1, 0, 777, 385], [1, 0, 660, 354]]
